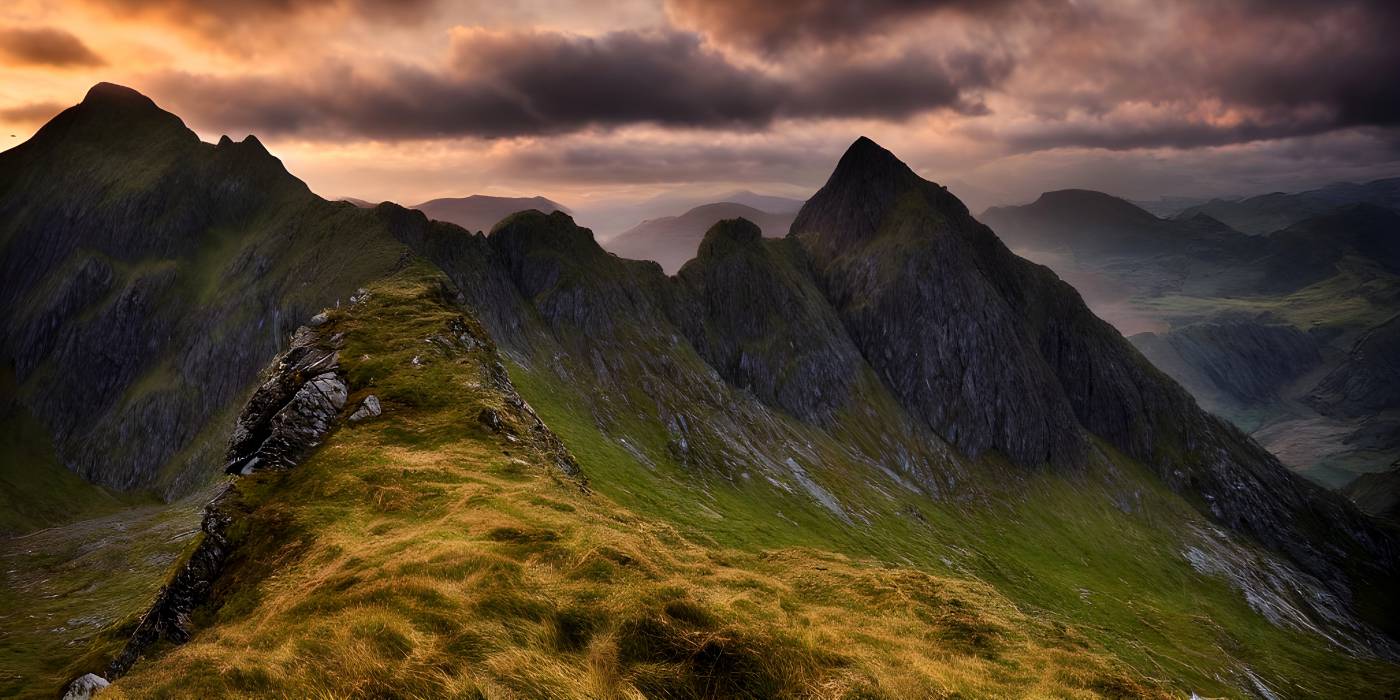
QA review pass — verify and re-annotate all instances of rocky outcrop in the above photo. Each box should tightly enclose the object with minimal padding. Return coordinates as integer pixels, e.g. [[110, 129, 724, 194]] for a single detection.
[[84, 318, 349, 686], [224, 326, 347, 475], [61, 673, 109, 700]]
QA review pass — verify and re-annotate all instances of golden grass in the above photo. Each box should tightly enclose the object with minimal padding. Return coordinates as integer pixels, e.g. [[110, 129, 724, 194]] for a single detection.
[[102, 270, 1165, 699]]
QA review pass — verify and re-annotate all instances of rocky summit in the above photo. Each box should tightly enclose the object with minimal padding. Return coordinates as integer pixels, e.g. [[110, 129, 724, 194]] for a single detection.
[[3, 87, 1400, 699]]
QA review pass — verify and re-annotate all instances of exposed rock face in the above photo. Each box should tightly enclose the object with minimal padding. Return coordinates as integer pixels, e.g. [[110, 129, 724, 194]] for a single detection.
[[349, 395, 381, 422], [104, 485, 240, 679], [792, 137, 1087, 466], [1309, 314, 1400, 417], [100, 319, 349, 681], [225, 326, 347, 474]]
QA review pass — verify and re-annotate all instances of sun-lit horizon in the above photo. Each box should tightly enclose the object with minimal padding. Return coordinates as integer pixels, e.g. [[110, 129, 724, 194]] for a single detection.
[[4, 0, 1398, 218]]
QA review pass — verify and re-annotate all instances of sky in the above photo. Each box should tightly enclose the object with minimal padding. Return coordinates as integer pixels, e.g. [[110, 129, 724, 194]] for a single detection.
[[2, 0, 1398, 223]]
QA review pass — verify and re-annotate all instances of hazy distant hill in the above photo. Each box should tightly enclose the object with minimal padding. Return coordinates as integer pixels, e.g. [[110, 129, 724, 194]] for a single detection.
[[413, 194, 569, 233], [1177, 177, 1400, 235], [603, 201, 797, 273]]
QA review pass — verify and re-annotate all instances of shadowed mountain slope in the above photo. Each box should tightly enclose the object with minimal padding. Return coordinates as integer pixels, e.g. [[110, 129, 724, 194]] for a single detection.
[[0, 83, 413, 499]]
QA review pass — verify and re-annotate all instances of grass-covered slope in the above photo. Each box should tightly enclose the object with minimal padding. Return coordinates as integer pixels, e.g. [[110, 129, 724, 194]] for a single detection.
[[87, 269, 1400, 698]]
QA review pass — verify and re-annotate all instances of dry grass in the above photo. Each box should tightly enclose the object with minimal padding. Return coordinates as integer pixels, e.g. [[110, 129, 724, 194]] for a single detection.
[[102, 269, 1163, 699]]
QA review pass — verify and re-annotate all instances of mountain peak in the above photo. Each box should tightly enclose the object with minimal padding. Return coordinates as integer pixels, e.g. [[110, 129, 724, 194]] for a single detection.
[[828, 136, 919, 189], [789, 136, 967, 256], [81, 82, 158, 111]]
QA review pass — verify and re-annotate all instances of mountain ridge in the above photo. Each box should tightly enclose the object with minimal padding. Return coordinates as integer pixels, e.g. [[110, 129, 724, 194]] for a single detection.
[[4, 87, 1400, 698]]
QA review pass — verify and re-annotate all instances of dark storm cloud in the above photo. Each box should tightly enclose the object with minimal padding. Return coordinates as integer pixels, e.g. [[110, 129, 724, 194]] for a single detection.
[[146, 29, 1001, 140], [665, 0, 1022, 53], [986, 0, 1400, 152], [0, 27, 105, 67]]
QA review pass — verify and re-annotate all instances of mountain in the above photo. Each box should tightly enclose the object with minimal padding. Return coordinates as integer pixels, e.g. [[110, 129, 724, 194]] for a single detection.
[[982, 186, 1400, 486], [601, 201, 798, 273], [717, 189, 805, 213], [1177, 177, 1400, 235], [982, 189, 1254, 260], [4, 90, 1400, 698], [412, 194, 570, 233], [0, 83, 412, 502]]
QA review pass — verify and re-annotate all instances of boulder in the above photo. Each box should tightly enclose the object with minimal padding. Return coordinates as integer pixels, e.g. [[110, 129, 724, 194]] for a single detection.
[[62, 673, 109, 700], [349, 395, 382, 422]]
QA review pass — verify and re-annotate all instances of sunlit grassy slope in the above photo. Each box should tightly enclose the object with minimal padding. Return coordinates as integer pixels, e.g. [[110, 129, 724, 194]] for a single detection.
[[101, 268, 1400, 698]]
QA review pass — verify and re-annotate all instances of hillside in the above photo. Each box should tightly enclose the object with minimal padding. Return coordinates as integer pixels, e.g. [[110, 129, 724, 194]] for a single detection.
[[602, 201, 797, 274], [2, 88, 1399, 699], [413, 194, 570, 233], [1177, 177, 1400, 235]]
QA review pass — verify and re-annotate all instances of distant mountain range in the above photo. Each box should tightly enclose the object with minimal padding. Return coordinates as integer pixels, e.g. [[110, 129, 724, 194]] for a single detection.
[[601, 201, 798, 273], [413, 194, 570, 233], [1174, 177, 1400, 235]]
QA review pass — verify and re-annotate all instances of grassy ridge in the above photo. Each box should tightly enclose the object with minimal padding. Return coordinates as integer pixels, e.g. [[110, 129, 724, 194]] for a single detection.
[[101, 269, 1169, 698]]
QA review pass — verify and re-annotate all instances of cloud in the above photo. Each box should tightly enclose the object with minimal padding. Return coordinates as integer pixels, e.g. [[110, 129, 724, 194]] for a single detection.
[[83, 0, 436, 27], [143, 28, 1003, 140], [0, 27, 105, 68], [0, 101, 68, 124], [664, 0, 1017, 54]]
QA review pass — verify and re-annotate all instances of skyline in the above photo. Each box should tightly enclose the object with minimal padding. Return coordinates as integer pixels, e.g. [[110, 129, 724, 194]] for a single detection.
[[2, 0, 1398, 213]]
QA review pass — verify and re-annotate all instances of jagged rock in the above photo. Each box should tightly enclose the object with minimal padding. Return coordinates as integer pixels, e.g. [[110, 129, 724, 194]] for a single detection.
[[307, 312, 330, 327], [349, 395, 382, 422], [224, 326, 347, 475], [61, 673, 109, 699], [106, 485, 240, 679], [478, 408, 504, 432]]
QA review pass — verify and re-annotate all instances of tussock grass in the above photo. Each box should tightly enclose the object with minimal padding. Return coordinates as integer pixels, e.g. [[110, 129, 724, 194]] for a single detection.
[[102, 268, 1167, 699]]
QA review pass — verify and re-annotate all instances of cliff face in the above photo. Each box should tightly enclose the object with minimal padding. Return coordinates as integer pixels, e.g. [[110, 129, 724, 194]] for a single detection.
[[1134, 318, 1323, 407], [1309, 314, 1400, 417], [0, 84, 411, 496]]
